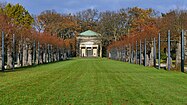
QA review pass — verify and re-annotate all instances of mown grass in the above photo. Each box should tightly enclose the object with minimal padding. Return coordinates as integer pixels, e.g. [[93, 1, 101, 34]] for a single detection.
[[0, 58, 187, 105]]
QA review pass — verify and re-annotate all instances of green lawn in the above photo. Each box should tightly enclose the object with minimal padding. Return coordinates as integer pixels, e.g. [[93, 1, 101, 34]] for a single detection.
[[0, 58, 187, 105]]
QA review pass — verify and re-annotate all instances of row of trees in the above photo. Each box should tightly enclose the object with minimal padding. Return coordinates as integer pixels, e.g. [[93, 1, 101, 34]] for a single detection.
[[0, 3, 74, 71], [107, 7, 187, 46], [107, 7, 187, 71]]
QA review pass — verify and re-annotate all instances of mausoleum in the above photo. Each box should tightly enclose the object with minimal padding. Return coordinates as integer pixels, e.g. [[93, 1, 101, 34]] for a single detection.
[[76, 30, 102, 57]]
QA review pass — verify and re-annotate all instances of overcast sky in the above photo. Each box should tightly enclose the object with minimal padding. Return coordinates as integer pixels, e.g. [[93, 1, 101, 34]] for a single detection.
[[2, 0, 187, 15]]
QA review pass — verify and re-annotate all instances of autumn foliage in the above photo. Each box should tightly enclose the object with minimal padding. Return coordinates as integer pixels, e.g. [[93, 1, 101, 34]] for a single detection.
[[108, 7, 159, 52], [0, 4, 72, 52]]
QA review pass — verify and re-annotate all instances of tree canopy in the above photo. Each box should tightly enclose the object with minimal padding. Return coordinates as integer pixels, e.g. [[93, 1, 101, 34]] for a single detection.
[[3, 3, 34, 28]]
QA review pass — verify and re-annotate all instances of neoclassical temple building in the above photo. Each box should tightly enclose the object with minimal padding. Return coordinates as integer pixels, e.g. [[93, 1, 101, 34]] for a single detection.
[[76, 30, 102, 57]]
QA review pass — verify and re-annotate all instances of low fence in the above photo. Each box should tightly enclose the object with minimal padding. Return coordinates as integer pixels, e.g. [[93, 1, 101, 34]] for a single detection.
[[108, 30, 186, 72]]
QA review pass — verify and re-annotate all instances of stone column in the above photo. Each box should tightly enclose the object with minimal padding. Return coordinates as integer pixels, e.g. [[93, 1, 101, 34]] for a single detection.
[[85, 47, 87, 57], [91, 47, 93, 57], [100, 43, 102, 58], [79, 46, 81, 57]]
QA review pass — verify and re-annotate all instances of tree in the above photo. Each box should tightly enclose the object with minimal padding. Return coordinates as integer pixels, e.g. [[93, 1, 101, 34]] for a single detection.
[[127, 7, 158, 38], [38, 10, 78, 39], [158, 9, 187, 38], [98, 9, 128, 42], [0, 3, 34, 68], [32, 15, 45, 33], [3, 3, 34, 28], [75, 9, 99, 32]]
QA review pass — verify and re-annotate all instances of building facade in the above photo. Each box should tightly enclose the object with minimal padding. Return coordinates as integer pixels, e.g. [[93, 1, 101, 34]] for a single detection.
[[77, 30, 102, 57]]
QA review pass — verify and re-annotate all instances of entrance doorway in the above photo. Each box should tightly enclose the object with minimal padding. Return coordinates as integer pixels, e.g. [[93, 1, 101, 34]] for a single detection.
[[87, 47, 92, 57]]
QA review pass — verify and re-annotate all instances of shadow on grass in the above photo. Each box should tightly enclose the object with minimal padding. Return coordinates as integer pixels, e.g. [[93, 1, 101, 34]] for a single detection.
[[0, 58, 74, 73]]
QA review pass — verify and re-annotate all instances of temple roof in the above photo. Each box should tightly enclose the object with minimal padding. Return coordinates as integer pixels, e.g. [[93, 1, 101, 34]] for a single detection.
[[79, 30, 100, 37]]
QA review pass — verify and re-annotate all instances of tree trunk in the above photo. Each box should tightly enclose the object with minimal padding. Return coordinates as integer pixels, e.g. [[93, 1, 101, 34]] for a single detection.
[[28, 44, 32, 65], [47, 44, 50, 63], [16, 47, 21, 67], [43, 46, 45, 63], [41, 48, 44, 64], [44, 44, 46, 63], [22, 42, 28, 66], [150, 44, 154, 66], [0, 46, 2, 70], [176, 37, 182, 70], [36, 48, 38, 65], [50, 45, 54, 62], [38, 42, 40, 64], [7, 45, 13, 69]]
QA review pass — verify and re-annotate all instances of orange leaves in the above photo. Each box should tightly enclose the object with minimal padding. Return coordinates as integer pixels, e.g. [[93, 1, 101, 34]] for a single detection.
[[108, 35, 134, 51], [128, 7, 159, 38], [35, 32, 64, 48], [0, 14, 14, 34], [0, 14, 66, 49], [38, 10, 78, 36], [64, 38, 70, 48], [108, 7, 159, 52], [64, 38, 76, 51]]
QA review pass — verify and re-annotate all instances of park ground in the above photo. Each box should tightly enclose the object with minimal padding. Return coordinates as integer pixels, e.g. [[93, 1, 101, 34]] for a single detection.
[[0, 58, 187, 105]]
